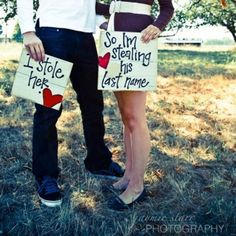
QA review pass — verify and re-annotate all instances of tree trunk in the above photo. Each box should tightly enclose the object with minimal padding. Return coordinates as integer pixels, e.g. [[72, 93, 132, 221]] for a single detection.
[[226, 25, 236, 42]]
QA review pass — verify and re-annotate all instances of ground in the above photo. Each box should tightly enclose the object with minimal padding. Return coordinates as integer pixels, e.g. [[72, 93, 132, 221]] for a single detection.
[[0, 42, 235, 236]]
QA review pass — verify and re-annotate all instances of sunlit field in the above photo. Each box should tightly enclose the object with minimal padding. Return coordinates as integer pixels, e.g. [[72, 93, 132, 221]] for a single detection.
[[0, 42, 235, 235]]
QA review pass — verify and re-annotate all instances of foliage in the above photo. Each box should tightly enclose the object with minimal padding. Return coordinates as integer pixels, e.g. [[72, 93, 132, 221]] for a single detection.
[[174, 0, 236, 42], [0, 0, 39, 22], [12, 23, 22, 42], [0, 0, 16, 22]]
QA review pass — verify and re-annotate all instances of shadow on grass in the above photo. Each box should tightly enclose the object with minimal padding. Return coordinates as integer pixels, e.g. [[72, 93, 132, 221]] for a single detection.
[[0, 109, 235, 235], [146, 113, 235, 235]]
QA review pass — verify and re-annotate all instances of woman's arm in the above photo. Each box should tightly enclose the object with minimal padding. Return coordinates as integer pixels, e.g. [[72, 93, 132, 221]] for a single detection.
[[152, 0, 174, 31], [141, 0, 174, 43], [96, 2, 110, 16]]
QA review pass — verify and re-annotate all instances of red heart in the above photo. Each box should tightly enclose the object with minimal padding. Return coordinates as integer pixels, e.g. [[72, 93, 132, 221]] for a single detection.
[[98, 52, 110, 69], [43, 88, 63, 108]]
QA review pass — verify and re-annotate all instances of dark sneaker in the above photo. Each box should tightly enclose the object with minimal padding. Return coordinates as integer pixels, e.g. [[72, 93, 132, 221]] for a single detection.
[[36, 176, 62, 207], [87, 161, 124, 179]]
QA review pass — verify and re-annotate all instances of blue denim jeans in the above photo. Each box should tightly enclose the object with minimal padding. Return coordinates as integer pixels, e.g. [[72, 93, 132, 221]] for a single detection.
[[33, 23, 112, 177]]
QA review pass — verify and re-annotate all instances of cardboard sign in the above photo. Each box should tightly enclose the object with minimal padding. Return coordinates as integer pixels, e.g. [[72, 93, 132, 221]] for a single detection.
[[98, 31, 158, 91], [12, 49, 73, 110]]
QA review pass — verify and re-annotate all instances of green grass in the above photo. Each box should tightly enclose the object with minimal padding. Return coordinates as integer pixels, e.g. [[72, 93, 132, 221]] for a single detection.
[[0, 44, 236, 235], [0, 60, 18, 95], [158, 49, 236, 79]]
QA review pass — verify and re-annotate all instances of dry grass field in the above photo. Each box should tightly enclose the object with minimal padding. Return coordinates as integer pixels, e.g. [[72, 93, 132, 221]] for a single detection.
[[0, 42, 235, 236]]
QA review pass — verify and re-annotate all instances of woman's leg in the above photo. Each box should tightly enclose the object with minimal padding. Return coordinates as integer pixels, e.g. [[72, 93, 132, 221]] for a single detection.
[[114, 91, 151, 203], [112, 92, 132, 190]]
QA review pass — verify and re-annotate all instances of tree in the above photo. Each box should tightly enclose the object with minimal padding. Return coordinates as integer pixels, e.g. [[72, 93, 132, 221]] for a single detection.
[[177, 0, 236, 42], [0, 0, 39, 22], [0, 0, 17, 22], [12, 22, 22, 42]]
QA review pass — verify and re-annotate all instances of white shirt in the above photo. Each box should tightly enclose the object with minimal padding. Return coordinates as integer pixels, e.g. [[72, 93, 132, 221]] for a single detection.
[[17, 0, 98, 34]]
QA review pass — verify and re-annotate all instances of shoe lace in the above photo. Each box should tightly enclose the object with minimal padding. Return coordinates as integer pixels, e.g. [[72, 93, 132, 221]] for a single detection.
[[40, 176, 59, 194]]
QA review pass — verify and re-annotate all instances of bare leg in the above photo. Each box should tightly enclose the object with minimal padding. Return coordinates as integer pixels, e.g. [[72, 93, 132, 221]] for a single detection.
[[113, 92, 132, 190], [114, 91, 150, 203]]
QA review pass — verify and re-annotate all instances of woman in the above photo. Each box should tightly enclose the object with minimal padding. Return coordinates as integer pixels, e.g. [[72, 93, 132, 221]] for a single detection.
[[97, 0, 174, 210]]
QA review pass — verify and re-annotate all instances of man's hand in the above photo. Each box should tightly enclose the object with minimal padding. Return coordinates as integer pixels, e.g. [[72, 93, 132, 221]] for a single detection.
[[141, 25, 161, 43], [23, 32, 45, 61]]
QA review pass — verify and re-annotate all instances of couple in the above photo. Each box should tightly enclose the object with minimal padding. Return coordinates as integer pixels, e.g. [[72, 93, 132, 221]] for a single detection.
[[17, 0, 174, 211]]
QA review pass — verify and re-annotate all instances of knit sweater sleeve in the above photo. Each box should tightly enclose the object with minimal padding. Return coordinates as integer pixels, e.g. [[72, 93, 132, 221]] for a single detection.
[[152, 0, 174, 31]]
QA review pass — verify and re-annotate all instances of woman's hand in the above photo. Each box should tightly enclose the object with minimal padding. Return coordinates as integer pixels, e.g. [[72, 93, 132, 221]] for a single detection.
[[141, 25, 161, 43]]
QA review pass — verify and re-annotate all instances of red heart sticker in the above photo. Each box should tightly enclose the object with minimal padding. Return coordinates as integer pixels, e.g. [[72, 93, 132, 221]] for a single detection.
[[98, 52, 110, 69], [43, 88, 63, 108]]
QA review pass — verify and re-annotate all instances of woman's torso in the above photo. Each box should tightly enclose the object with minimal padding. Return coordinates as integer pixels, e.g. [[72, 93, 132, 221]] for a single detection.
[[114, 0, 155, 32]]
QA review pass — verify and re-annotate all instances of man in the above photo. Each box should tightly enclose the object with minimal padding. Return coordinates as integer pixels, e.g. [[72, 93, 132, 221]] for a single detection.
[[17, 0, 124, 207]]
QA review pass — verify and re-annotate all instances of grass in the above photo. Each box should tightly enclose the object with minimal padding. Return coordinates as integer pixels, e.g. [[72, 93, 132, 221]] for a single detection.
[[158, 48, 236, 79], [0, 42, 236, 236]]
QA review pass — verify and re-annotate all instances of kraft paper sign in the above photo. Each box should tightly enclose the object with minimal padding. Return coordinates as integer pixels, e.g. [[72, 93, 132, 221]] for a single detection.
[[98, 31, 158, 91], [12, 49, 73, 110]]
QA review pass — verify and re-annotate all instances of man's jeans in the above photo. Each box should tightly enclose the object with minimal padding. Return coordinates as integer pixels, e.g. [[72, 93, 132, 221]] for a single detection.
[[33, 24, 112, 178]]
